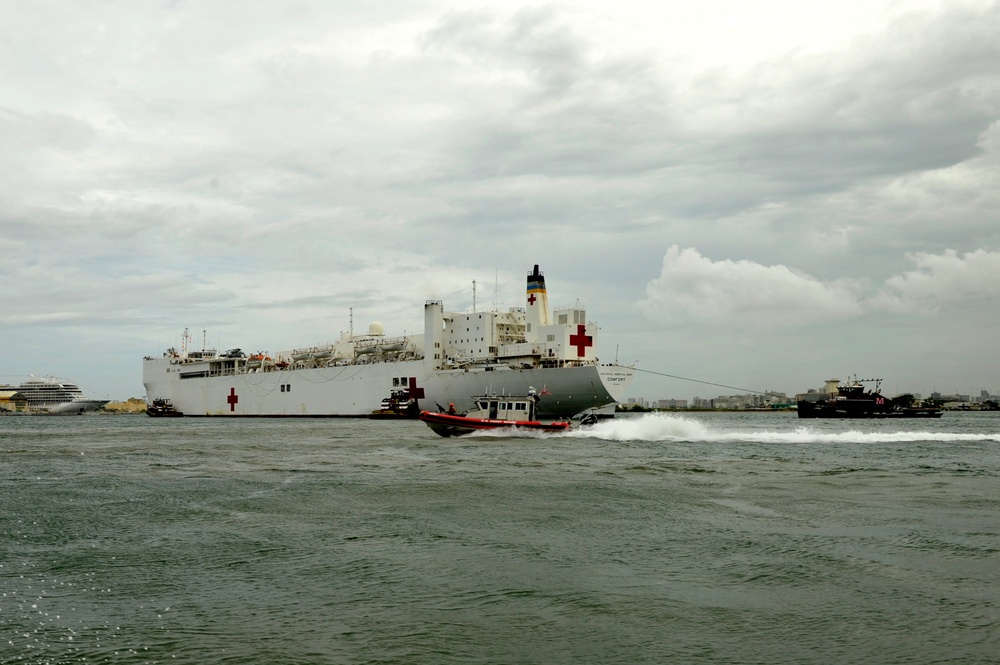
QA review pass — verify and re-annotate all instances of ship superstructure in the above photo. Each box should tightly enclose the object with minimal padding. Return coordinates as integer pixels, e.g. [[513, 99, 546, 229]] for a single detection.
[[143, 265, 634, 417]]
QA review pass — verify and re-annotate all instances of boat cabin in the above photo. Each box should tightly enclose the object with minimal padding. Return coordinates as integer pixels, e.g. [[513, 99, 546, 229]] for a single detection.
[[467, 390, 541, 422]]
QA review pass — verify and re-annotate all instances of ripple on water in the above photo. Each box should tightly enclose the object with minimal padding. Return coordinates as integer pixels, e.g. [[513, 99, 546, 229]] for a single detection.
[[2, 414, 999, 664]]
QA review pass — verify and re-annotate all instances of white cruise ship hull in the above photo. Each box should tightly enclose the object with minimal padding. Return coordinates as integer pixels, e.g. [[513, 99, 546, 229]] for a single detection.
[[3, 376, 110, 415], [33, 400, 110, 415]]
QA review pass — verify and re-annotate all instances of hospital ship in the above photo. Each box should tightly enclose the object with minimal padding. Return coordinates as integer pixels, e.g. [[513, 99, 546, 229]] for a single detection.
[[142, 265, 634, 417]]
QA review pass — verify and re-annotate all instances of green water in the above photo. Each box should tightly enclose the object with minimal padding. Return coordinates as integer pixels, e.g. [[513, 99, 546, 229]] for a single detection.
[[2, 413, 999, 664]]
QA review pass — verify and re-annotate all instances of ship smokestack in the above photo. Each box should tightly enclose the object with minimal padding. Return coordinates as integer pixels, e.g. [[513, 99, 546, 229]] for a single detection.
[[525, 264, 551, 341]]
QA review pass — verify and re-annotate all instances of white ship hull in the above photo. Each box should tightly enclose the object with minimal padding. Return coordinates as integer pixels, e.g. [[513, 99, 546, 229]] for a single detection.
[[32, 400, 109, 415], [143, 358, 631, 418], [143, 265, 634, 418], [2, 376, 109, 415]]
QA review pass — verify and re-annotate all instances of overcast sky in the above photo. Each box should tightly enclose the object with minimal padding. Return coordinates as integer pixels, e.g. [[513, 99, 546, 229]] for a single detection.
[[2, 0, 999, 402]]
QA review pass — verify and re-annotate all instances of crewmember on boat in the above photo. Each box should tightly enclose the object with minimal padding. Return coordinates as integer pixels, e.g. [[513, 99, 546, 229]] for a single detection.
[[447, 403, 456, 415]]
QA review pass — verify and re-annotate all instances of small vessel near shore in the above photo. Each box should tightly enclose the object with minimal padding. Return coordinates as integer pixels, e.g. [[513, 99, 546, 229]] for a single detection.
[[369, 388, 420, 419], [797, 378, 942, 419], [420, 388, 571, 437], [0, 376, 108, 414], [146, 398, 183, 417]]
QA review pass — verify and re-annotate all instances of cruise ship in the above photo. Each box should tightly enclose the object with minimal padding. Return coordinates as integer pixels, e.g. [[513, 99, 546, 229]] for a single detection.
[[142, 265, 634, 418], [1, 376, 109, 414]]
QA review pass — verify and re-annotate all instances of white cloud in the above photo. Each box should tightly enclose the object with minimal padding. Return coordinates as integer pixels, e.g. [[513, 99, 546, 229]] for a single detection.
[[641, 245, 1000, 329], [875, 248, 1000, 312], [640, 246, 864, 327]]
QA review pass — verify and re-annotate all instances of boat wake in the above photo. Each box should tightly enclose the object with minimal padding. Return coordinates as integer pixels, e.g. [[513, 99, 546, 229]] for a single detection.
[[563, 413, 1000, 444]]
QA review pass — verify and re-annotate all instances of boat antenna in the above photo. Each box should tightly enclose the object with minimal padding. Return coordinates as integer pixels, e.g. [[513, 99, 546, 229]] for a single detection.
[[350, 307, 354, 339], [493, 269, 500, 312], [472, 280, 477, 313]]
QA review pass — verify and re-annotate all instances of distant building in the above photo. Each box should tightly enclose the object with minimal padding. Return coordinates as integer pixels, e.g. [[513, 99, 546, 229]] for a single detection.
[[626, 391, 789, 410], [657, 399, 688, 409], [691, 391, 791, 410], [796, 378, 841, 404], [713, 395, 743, 409], [931, 391, 970, 403], [0, 390, 28, 413]]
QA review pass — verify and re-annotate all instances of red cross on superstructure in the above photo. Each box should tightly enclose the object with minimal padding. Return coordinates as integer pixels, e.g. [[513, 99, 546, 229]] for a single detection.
[[527, 293, 537, 305], [227, 387, 239, 412], [407, 377, 425, 400], [569, 325, 593, 357]]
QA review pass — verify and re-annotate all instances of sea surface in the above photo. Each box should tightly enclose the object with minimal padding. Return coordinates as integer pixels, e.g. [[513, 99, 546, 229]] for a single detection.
[[2, 412, 999, 664]]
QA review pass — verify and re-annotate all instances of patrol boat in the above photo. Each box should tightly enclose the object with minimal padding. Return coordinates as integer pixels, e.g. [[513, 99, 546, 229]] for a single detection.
[[420, 388, 571, 437]]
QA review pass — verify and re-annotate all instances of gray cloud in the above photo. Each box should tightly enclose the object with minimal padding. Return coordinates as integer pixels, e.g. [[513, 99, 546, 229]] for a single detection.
[[1, 0, 998, 399]]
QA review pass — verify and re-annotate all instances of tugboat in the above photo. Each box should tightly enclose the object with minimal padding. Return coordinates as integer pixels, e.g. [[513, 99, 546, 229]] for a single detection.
[[369, 388, 420, 419], [419, 387, 571, 437], [797, 378, 942, 419], [146, 398, 183, 417]]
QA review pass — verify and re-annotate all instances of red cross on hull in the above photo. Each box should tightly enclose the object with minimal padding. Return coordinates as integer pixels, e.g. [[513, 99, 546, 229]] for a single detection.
[[408, 377, 425, 399]]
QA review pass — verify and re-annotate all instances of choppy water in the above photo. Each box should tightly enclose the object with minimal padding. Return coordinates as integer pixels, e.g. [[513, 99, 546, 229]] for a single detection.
[[2, 412, 999, 664]]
